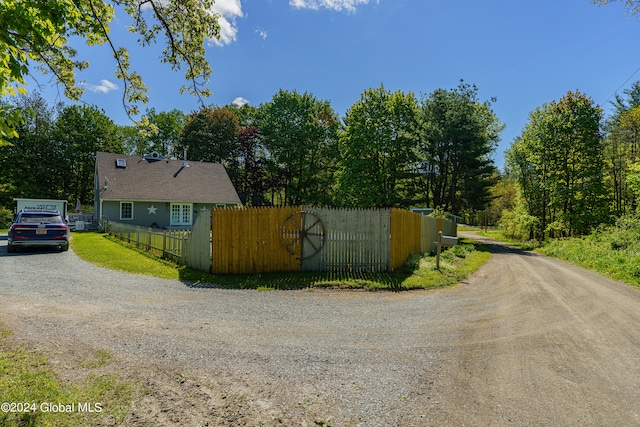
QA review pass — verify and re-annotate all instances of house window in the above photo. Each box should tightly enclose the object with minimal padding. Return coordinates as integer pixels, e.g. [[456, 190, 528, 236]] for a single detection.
[[170, 203, 192, 226], [120, 202, 133, 220]]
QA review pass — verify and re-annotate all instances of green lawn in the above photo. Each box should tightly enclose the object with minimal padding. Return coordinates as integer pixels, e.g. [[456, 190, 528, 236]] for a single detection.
[[71, 232, 181, 280], [70, 232, 491, 291], [0, 328, 136, 427]]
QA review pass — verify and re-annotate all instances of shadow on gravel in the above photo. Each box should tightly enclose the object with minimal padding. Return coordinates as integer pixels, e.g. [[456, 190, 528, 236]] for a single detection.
[[178, 244, 492, 292], [180, 269, 415, 292], [473, 239, 540, 257], [0, 245, 68, 257]]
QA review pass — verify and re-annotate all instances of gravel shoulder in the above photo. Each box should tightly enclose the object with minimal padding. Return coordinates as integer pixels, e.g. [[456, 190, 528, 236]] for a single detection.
[[2, 233, 640, 426]]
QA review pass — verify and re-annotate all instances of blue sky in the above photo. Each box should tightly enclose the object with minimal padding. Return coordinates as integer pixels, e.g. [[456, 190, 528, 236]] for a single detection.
[[33, 0, 640, 169]]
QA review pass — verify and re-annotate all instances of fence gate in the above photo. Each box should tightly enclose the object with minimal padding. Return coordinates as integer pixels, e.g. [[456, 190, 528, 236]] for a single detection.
[[279, 210, 326, 262], [300, 207, 391, 273]]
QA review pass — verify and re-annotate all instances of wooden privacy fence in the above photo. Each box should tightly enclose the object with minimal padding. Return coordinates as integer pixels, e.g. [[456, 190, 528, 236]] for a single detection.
[[210, 207, 456, 274], [211, 206, 301, 274]]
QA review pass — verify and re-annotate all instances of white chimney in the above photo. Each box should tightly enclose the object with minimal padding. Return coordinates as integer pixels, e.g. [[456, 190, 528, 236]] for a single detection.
[[183, 148, 189, 168]]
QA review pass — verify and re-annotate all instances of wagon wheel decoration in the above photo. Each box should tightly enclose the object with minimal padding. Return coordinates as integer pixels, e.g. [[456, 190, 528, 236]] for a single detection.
[[280, 210, 326, 260]]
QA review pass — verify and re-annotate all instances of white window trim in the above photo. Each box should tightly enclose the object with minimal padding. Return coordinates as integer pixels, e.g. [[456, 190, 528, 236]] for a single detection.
[[120, 201, 134, 220], [170, 203, 193, 226]]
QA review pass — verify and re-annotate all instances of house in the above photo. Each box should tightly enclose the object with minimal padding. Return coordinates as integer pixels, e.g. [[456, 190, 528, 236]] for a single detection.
[[95, 151, 241, 228]]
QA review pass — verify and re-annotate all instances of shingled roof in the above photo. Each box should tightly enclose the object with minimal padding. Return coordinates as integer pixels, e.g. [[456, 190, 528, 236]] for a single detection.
[[96, 152, 241, 204]]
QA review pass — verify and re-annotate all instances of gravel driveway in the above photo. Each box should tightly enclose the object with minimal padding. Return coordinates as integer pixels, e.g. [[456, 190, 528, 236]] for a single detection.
[[2, 233, 640, 426]]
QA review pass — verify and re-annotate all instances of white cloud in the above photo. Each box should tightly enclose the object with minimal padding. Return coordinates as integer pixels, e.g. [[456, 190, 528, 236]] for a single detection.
[[255, 28, 268, 40], [289, 0, 377, 13], [141, 0, 244, 46], [81, 79, 119, 94], [232, 97, 249, 107], [210, 0, 243, 46]]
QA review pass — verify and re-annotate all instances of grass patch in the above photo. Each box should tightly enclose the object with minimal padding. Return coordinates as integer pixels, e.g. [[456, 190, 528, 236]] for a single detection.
[[400, 241, 491, 289], [81, 349, 114, 368], [461, 226, 541, 251], [0, 332, 136, 427], [71, 232, 180, 280], [71, 232, 490, 291], [537, 216, 640, 289]]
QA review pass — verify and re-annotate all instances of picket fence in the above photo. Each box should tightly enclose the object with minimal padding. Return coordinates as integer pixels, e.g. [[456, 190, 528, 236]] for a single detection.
[[107, 213, 212, 272], [211, 206, 456, 274], [107, 222, 190, 264]]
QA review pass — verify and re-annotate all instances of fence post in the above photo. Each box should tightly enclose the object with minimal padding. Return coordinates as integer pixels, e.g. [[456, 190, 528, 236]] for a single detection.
[[436, 231, 442, 270], [163, 233, 167, 258]]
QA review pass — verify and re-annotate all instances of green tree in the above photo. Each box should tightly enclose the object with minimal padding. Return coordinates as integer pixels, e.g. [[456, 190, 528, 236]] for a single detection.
[[592, 0, 640, 14], [605, 106, 640, 213], [224, 103, 271, 206], [236, 126, 270, 206], [506, 91, 608, 238], [611, 81, 640, 115], [0, 0, 219, 145], [0, 92, 64, 201], [53, 104, 122, 205], [418, 81, 502, 215], [547, 91, 608, 235], [505, 132, 547, 239], [336, 86, 420, 208], [498, 193, 539, 241], [229, 103, 260, 128], [628, 161, 640, 205], [258, 89, 340, 206], [477, 172, 517, 227], [178, 106, 241, 183], [123, 108, 187, 157], [602, 83, 640, 214]]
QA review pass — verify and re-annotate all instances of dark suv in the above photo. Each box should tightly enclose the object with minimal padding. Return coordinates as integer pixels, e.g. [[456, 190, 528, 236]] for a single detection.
[[7, 210, 70, 253]]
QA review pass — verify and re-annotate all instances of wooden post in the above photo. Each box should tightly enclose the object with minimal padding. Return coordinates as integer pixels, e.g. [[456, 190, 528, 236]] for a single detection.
[[436, 231, 442, 270], [435, 231, 458, 270]]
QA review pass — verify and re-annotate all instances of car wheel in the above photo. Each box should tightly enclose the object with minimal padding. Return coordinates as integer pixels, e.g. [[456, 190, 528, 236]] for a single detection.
[[61, 244, 69, 252], [7, 243, 16, 253]]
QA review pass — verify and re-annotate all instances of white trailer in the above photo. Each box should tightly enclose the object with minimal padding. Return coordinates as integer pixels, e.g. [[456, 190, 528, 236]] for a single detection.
[[14, 198, 68, 219]]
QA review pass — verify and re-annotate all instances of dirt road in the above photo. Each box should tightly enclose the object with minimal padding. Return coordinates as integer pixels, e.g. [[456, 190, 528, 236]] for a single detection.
[[1, 233, 640, 426], [428, 232, 640, 425]]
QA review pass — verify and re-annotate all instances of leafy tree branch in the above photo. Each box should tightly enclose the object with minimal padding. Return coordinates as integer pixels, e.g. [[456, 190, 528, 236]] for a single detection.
[[0, 0, 220, 145]]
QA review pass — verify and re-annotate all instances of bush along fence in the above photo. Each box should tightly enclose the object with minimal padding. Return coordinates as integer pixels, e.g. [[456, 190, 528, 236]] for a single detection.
[[211, 206, 457, 274], [106, 211, 212, 272]]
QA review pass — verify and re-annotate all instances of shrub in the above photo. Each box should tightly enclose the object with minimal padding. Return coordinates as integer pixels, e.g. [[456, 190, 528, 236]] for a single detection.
[[539, 214, 640, 288], [498, 206, 538, 240], [0, 207, 14, 229]]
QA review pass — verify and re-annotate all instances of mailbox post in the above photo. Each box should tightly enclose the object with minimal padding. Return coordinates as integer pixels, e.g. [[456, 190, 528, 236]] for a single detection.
[[435, 231, 458, 269]]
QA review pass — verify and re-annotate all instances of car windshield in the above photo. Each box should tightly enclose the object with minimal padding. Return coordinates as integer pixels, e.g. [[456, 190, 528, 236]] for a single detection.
[[19, 214, 63, 224]]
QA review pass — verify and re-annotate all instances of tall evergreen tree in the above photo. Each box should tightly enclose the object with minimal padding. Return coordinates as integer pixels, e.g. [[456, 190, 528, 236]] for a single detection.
[[418, 81, 502, 215]]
